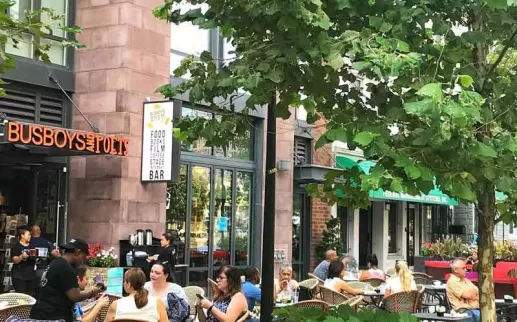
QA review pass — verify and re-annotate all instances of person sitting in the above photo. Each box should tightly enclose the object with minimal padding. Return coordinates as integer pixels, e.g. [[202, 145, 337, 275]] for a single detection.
[[273, 265, 299, 299], [360, 254, 385, 281], [324, 260, 362, 296], [384, 260, 416, 297], [197, 265, 248, 322], [241, 267, 261, 322], [466, 248, 479, 272], [313, 250, 338, 281], [105, 268, 167, 322], [447, 259, 480, 322], [74, 265, 109, 322]]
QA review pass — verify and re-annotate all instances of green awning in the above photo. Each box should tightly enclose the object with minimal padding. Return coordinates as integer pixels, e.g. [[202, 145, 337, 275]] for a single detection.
[[335, 155, 458, 206]]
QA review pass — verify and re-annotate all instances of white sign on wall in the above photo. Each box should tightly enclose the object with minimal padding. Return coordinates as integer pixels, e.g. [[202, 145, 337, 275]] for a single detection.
[[141, 101, 174, 182]]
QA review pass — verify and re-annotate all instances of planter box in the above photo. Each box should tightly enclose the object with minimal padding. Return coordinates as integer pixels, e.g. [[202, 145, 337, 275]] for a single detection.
[[413, 256, 451, 273]]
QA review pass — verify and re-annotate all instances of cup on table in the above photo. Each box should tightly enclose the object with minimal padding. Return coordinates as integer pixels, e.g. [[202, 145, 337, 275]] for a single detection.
[[428, 306, 435, 313], [292, 289, 299, 303]]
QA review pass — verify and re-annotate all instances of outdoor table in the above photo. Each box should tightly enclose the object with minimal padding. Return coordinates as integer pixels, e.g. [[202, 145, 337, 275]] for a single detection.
[[275, 302, 294, 308], [414, 313, 469, 321], [425, 285, 447, 307], [361, 290, 384, 307]]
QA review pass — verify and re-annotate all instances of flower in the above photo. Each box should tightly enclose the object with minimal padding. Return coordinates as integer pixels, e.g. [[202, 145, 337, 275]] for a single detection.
[[85, 243, 117, 268]]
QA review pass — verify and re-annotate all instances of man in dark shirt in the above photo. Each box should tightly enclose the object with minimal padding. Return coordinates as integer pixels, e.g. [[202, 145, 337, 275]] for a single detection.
[[29, 225, 60, 291], [30, 238, 101, 322]]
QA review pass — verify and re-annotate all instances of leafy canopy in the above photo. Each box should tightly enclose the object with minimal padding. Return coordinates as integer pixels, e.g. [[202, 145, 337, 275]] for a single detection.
[[154, 0, 517, 222], [0, 0, 82, 95]]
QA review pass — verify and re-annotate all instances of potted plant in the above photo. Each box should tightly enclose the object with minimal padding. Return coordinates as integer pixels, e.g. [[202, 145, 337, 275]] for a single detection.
[[436, 306, 446, 317], [86, 243, 118, 285]]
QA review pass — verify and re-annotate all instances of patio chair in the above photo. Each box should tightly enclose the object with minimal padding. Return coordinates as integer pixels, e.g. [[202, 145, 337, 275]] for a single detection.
[[318, 286, 350, 306], [0, 304, 33, 321], [363, 278, 385, 288], [298, 278, 320, 300], [416, 284, 427, 312], [383, 291, 420, 313], [208, 278, 219, 297], [347, 281, 367, 290], [344, 295, 364, 311], [97, 294, 121, 321], [184, 286, 205, 317], [307, 273, 325, 284], [293, 300, 329, 311], [413, 272, 432, 285], [385, 267, 396, 277], [236, 311, 250, 322], [0, 293, 36, 306]]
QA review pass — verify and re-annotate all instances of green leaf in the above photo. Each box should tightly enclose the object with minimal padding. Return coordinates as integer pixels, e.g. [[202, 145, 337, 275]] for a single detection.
[[483, 0, 508, 8], [403, 99, 437, 116], [353, 131, 379, 146], [396, 40, 410, 52], [326, 128, 347, 142], [379, 22, 393, 33], [327, 49, 344, 70], [335, 0, 352, 9], [390, 178, 404, 192], [502, 136, 517, 152], [265, 68, 284, 83], [451, 181, 476, 202], [470, 142, 498, 158], [458, 75, 474, 88], [509, 0, 517, 6], [416, 83, 443, 102], [496, 176, 517, 193], [369, 16, 382, 29], [244, 73, 260, 90], [352, 61, 372, 71], [315, 134, 330, 149], [404, 165, 421, 179]]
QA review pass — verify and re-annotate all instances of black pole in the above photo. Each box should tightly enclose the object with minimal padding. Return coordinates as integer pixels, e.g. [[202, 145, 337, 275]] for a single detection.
[[260, 96, 276, 322]]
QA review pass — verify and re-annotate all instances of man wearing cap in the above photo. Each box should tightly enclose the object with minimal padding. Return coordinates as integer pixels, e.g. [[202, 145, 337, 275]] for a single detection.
[[30, 238, 102, 322]]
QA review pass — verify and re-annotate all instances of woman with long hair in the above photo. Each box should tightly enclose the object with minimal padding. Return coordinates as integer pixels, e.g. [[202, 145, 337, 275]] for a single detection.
[[11, 226, 37, 295], [360, 254, 385, 281], [198, 265, 248, 322], [104, 268, 167, 322], [144, 261, 187, 306], [324, 260, 362, 296], [148, 233, 177, 276], [384, 261, 416, 297], [75, 265, 109, 322]]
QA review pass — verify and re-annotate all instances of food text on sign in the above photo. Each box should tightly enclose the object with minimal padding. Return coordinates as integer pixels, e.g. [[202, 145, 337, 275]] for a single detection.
[[148, 129, 166, 180], [6, 121, 129, 156]]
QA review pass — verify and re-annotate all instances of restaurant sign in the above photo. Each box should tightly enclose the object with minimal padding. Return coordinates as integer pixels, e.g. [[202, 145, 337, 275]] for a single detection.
[[5, 121, 129, 156], [141, 101, 174, 182]]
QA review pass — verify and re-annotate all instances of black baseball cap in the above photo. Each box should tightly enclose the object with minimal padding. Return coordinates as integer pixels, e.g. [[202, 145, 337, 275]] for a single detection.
[[60, 238, 89, 254]]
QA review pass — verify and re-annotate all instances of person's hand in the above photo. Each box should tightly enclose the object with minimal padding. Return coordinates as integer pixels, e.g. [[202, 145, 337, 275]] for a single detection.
[[91, 286, 101, 298], [199, 298, 212, 309], [280, 279, 289, 290], [21, 252, 29, 260], [96, 295, 109, 308]]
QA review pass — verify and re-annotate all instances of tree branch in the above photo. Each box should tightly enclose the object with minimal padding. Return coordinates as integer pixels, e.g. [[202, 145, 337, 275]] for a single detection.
[[487, 27, 517, 77]]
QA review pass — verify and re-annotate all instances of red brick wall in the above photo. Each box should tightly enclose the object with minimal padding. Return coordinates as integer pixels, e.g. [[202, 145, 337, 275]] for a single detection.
[[309, 117, 333, 270]]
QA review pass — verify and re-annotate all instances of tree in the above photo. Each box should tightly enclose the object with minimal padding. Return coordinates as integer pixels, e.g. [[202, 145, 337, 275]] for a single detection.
[[315, 217, 343, 262], [0, 0, 81, 95], [154, 0, 517, 320]]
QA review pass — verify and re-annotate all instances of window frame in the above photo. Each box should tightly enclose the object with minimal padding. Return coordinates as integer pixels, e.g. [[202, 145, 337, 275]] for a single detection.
[[387, 202, 398, 254], [5, 0, 74, 68]]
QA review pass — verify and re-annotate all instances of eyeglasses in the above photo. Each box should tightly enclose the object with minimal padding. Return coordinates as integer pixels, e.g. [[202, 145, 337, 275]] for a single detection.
[[217, 276, 227, 281]]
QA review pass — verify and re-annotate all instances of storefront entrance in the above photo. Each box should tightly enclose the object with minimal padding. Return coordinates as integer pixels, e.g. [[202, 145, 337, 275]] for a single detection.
[[166, 163, 254, 293], [358, 207, 373, 268], [292, 191, 311, 281]]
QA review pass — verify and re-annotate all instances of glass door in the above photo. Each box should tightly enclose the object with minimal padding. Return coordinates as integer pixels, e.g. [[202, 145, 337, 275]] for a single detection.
[[292, 192, 310, 280], [406, 203, 416, 266], [358, 207, 372, 268]]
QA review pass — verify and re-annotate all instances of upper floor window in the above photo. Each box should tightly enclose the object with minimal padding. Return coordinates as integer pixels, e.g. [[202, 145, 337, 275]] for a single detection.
[[181, 106, 253, 160], [6, 0, 69, 66]]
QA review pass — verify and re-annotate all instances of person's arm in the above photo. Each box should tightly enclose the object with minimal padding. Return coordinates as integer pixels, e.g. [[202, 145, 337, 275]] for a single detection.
[[82, 295, 109, 322], [447, 280, 477, 301], [384, 280, 393, 298], [61, 265, 100, 302], [65, 287, 100, 303], [156, 299, 168, 322], [201, 293, 247, 322], [338, 280, 362, 296], [11, 244, 27, 264]]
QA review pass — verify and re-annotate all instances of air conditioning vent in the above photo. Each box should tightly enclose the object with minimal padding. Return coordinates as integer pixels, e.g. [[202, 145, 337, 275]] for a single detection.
[[294, 137, 310, 165], [0, 88, 37, 123]]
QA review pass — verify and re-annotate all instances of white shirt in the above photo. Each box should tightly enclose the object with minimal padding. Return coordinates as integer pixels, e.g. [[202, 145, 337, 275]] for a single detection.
[[144, 281, 188, 309], [385, 276, 417, 294], [115, 295, 160, 322], [324, 277, 340, 291]]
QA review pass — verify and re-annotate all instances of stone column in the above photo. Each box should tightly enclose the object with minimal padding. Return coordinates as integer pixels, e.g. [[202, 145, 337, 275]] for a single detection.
[[69, 0, 170, 254]]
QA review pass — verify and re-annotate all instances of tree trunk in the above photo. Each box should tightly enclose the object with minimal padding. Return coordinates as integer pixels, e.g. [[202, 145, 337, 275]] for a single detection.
[[477, 190, 496, 322]]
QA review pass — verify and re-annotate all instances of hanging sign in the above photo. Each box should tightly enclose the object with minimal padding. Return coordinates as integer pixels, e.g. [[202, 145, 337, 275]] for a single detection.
[[217, 217, 229, 232], [141, 101, 174, 182], [4, 121, 129, 155]]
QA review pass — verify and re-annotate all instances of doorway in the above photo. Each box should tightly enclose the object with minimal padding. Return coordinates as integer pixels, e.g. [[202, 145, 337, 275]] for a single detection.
[[406, 203, 416, 266], [292, 191, 311, 281], [358, 207, 373, 267]]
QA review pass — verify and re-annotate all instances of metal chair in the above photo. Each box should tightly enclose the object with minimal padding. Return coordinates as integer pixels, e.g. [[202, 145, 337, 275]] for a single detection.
[[318, 286, 350, 306], [416, 284, 427, 312], [293, 300, 329, 311], [0, 304, 33, 321], [184, 286, 205, 317], [307, 273, 325, 284], [412, 272, 432, 285], [383, 291, 420, 313], [0, 293, 36, 306], [98, 294, 121, 322], [363, 278, 385, 288]]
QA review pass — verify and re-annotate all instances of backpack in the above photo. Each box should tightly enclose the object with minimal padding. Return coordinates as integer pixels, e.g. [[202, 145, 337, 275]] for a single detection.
[[166, 292, 190, 322]]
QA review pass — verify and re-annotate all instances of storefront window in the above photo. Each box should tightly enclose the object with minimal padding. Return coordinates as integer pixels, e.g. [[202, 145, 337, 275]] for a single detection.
[[6, 0, 68, 66], [388, 202, 397, 254], [235, 172, 251, 266], [190, 166, 211, 269], [213, 169, 233, 268], [166, 165, 187, 264]]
